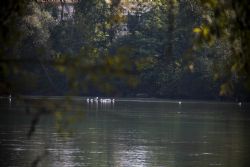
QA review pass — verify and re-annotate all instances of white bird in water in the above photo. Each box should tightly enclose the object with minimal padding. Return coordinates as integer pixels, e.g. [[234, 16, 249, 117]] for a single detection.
[[9, 94, 12, 103], [100, 98, 115, 103], [178, 101, 182, 105], [86, 97, 115, 104], [103, 99, 111, 103], [238, 102, 242, 107], [94, 97, 99, 102]]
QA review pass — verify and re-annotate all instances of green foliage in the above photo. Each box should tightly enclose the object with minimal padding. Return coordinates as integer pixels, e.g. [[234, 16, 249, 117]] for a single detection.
[[1, 0, 249, 99], [193, 0, 250, 95], [0, 0, 30, 93], [115, 0, 219, 98], [0, 0, 137, 96]]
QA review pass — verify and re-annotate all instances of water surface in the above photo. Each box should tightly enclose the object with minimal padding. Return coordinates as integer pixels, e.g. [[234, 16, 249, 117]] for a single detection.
[[0, 98, 250, 167]]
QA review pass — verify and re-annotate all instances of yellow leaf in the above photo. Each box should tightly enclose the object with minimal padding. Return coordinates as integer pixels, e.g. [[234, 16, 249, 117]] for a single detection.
[[193, 27, 201, 33], [202, 27, 209, 37]]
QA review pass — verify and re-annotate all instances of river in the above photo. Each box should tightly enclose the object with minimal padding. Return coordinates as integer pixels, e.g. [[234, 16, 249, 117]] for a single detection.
[[0, 97, 249, 167]]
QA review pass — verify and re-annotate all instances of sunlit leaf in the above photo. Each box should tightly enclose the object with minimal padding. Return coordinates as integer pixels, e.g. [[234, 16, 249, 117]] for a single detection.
[[193, 27, 202, 33]]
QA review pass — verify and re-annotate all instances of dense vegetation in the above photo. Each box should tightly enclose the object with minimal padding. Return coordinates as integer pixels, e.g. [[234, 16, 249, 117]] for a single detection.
[[0, 0, 249, 101]]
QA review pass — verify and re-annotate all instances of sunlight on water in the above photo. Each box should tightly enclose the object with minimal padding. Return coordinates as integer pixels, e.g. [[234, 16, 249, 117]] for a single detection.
[[114, 145, 151, 167]]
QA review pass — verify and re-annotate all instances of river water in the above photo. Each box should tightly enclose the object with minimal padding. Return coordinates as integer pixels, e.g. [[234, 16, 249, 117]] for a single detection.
[[0, 98, 250, 167]]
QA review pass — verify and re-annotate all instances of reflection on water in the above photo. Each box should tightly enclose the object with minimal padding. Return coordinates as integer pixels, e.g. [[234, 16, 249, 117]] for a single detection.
[[0, 98, 250, 167]]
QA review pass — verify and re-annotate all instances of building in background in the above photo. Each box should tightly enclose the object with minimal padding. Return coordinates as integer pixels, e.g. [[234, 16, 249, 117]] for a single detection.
[[38, 0, 152, 35], [105, 0, 153, 37], [37, 0, 79, 21]]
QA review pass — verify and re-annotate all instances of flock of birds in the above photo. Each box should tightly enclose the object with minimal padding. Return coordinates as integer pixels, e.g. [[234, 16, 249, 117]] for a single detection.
[[86, 97, 115, 103], [6, 94, 244, 107], [85, 98, 245, 107]]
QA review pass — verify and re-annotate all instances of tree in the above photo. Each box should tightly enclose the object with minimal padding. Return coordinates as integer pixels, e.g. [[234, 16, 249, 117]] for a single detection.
[[193, 0, 250, 95]]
